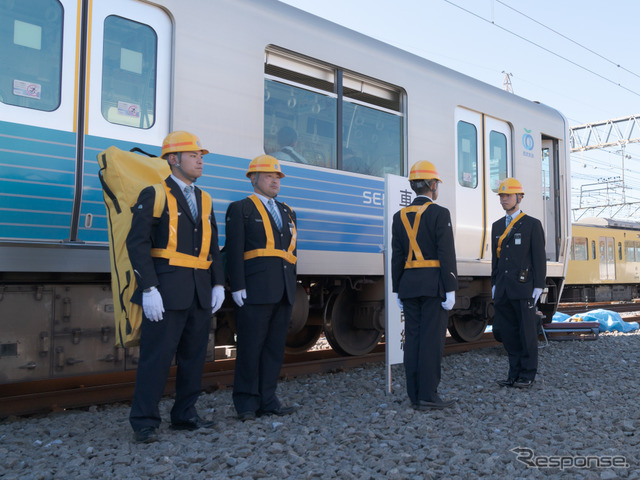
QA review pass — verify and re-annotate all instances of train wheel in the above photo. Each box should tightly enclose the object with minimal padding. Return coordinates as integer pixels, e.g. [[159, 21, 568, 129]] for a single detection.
[[287, 284, 310, 336], [285, 325, 323, 354], [323, 288, 382, 356], [448, 314, 488, 342]]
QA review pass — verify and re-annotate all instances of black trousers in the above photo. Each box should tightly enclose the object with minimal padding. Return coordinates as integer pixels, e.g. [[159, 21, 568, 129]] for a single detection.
[[129, 297, 210, 431], [233, 298, 292, 414], [402, 296, 448, 404], [493, 296, 538, 381]]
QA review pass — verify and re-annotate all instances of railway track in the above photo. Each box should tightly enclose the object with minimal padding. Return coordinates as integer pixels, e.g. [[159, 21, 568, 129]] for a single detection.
[[0, 334, 498, 418], [558, 300, 640, 318]]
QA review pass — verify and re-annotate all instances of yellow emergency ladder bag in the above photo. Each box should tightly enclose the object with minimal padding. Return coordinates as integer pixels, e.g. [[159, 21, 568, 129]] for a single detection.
[[98, 146, 170, 348]]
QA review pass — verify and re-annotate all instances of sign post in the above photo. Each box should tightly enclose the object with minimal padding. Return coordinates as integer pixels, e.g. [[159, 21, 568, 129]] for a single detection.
[[384, 174, 415, 394]]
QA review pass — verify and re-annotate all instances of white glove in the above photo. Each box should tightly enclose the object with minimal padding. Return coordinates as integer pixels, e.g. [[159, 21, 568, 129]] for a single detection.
[[492, 285, 495, 299], [232, 289, 247, 307], [532, 287, 543, 305], [142, 288, 164, 322], [211, 285, 225, 314], [396, 294, 403, 311], [441, 291, 455, 311]]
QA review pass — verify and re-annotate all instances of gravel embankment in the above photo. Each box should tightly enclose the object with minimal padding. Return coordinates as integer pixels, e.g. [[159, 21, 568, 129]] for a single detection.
[[1, 331, 639, 479]]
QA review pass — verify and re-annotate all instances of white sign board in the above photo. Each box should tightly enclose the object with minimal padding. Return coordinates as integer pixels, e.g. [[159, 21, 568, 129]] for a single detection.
[[384, 174, 415, 393]]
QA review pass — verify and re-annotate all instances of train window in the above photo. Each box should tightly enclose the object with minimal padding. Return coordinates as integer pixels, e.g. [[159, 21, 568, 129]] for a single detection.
[[489, 131, 508, 192], [625, 241, 636, 262], [618, 242, 623, 261], [264, 48, 403, 177], [591, 240, 596, 259], [457, 121, 478, 188], [570, 237, 588, 261], [101, 16, 157, 129], [0, 0, 63, 111]]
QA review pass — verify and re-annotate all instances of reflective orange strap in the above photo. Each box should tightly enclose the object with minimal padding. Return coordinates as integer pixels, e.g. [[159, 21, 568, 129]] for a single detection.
[[150, 182, 213, 269], [400, 203, 441, 269], [496, 211, 526, 259], [244, 194, 297, 264]]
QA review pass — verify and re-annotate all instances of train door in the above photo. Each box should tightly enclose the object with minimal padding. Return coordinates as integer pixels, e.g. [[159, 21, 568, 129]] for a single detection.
[[77, 0, 171, 244], [0, 0, 79, 246], [542, 138, 561, 261], [454, 108, 509, 261], [599, 236, 616, 280]]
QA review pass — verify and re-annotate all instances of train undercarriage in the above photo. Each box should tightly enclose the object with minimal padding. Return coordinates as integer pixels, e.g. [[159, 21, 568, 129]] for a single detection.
[[0, 272, 564, 385]]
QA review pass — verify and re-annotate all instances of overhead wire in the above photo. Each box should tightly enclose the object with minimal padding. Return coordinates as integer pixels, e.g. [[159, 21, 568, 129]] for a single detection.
[[443, 0, 640, 98], [495, 0, 640, 81]]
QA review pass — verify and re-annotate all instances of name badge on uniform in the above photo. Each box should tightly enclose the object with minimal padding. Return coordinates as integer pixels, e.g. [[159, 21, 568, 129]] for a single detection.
[[514, 233, 521, 245]]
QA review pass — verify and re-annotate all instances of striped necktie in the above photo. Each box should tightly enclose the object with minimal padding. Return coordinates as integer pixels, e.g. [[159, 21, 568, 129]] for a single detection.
[[184, 185, 198, 218], [505, 215, 512, 227], [268, 198, 282, 230]]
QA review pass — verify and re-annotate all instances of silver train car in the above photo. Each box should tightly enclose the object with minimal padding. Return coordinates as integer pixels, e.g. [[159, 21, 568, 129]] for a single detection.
[[0, 0, 571, 385]]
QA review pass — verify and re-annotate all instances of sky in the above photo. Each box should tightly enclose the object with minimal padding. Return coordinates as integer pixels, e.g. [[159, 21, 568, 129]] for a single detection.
[[279, 0, 640, 220]]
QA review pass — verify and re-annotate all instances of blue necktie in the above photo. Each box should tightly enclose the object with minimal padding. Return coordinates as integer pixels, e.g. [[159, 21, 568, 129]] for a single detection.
[[184, 185, 198, 219], [505, 215, 512, 227], [268, 198, 282, 230]]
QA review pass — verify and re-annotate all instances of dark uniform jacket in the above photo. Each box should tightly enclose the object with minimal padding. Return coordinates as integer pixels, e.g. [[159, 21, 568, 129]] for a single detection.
[[225, 196, 297, 305], [126, 176, 224, 310], [391, 197, 458, 299], [491, 214, 546, 300]]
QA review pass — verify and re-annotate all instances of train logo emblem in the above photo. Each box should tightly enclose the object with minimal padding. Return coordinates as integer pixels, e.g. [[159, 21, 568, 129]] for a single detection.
[[522, 128, 534, 151]]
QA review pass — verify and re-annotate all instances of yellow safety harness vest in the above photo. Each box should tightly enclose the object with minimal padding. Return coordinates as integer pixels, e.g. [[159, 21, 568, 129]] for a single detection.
[[244, 194, 297, 265], [150, 182, 213, 269], [496, 211, 525, 259], [400, 202, 441, 269]]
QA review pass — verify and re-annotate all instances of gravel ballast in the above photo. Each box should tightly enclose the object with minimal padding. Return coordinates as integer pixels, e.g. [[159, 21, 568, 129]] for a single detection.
[[1, 331, 639, 479]]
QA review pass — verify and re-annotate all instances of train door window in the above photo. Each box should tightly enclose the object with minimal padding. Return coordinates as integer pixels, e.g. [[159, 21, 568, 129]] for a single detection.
[[101, 16, 157, 128], [0, 0, 63, 111], [571, 237, 588, 261], [489, 130, 507, 192], [264, 48, 404, 177], [592, 240, 596, 260], [618, 242, 623, 261], [457, 121, 477, 188]]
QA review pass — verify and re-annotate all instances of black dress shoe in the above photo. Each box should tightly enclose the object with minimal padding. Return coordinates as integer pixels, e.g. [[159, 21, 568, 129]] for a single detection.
[[237, 411, 256, 422], [257, 405, 296, 417], [513, 378, 534, 388], [170, 416, 215, 431], [414, 398, 456, 410], [134, 426, 158, 443], [496, 378, 516, 387]]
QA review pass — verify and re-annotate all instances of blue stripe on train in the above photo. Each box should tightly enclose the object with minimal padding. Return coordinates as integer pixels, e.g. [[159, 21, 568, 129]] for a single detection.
[[4, 129, 386, 254]]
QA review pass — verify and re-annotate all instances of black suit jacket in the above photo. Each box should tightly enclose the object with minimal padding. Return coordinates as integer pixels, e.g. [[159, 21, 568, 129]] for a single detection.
[[225, 196, 297, 305], [391, 197, 458, 299], [126, 176, 224, 310], [491, 213, 546, 300]]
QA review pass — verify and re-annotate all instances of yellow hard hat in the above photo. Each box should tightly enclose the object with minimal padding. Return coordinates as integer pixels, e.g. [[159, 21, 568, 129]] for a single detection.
[[409, 160, 442, 182], [161, 131, 209, 157], [498, 177, 524, 195], [246, 155, 285, 178]]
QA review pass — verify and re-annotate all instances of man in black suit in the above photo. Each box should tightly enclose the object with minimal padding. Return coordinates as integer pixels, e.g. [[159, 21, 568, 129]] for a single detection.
[[225, 155, 297, 421], [126, 131, 225, 443], [391, 161, 458, 410], [491, 177, 546, 389]]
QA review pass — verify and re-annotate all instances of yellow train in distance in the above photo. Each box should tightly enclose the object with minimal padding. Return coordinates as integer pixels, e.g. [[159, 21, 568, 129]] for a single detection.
[[564, 218, 640, 302]]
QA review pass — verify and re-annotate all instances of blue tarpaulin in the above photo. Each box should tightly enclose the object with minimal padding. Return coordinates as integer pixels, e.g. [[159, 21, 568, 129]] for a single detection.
[[551, 309, 639, 333]]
